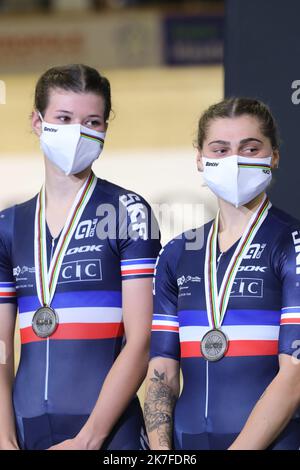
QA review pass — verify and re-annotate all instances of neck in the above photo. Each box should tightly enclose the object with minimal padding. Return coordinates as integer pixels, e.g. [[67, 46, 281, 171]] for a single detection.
[[44, 158, 92, 205], [218, 192, 266, 234]]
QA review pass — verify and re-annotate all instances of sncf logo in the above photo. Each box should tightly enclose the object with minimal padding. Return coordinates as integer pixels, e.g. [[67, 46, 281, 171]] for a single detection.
[[58, 259, 102, 283], [292, 230, 300, 274]]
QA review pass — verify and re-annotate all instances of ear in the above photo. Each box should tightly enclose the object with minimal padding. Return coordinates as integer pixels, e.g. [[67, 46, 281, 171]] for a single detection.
[[31, 109, 42, 137], [196, 149, 204, 172], [271, 150, 280, 169]]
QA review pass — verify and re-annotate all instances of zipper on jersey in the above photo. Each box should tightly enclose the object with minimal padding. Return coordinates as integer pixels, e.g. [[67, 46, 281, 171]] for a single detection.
[[204, 250, 223, 420], [216, 252, 223, 271], [204, 360, 209, 419], [44, 237, 55, 402]]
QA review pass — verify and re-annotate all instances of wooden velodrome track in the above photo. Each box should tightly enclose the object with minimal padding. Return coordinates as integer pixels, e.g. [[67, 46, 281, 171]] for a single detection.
[[0, 65, 222, 402]]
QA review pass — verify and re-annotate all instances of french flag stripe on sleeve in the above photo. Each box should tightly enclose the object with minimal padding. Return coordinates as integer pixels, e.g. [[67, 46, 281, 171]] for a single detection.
[[0, 282, 16, 297], [152, 314, 179, 332], [121, 258, 156, 277], [281, 307, 300, 324]]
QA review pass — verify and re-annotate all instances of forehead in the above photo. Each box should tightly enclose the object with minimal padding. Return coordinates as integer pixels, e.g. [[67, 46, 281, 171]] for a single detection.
[[47, 88, 105, 114], [205, 115, 266, 143]]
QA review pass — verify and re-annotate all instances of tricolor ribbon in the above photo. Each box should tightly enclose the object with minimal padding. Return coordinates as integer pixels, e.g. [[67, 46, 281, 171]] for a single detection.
[[34, 172, 97, 307], [204, 195, 271, 329]]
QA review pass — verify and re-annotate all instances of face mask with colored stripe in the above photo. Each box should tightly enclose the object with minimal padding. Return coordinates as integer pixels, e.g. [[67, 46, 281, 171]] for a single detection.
[[38, 113, 106, 175], [202, 154, 272, 207]]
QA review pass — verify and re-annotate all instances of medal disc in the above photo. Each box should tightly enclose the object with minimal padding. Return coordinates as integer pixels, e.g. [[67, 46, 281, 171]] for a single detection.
[[32, 306, 59, 338], [201, 329, 228, 362]]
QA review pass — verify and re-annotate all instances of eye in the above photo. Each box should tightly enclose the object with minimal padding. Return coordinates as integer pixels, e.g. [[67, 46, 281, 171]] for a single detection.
[[212, 147, 229, 155], [56, 115, 71, 123], [242, 146, 259, 155], [85, 119, 102, 128]]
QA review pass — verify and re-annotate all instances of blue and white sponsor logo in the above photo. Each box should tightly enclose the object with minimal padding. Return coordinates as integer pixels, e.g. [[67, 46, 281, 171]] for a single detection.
[[231, 278, 263, 298], [244, 243, 267, 260], [58, 259, 102, 283], [238, 265, 267, 273], [75, 218, 99, 240], [292, 230, 300, 275], [13, 265, 35, 278], [177, 275, 201, 287], [65, 244, 103, 256]]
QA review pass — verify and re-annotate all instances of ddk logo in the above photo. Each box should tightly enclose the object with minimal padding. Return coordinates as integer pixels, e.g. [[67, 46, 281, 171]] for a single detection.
[[58, 259, 102, 283]]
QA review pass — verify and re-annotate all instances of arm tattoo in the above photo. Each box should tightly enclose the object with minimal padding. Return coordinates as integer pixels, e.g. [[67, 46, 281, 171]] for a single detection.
[[144, 369, 177, 448]]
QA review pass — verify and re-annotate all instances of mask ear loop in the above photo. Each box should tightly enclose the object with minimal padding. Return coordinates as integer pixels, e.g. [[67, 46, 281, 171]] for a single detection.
[[38, 111, 44, 122]]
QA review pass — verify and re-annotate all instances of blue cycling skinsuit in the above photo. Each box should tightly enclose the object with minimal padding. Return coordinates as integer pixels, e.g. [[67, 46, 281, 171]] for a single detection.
[[150, 204, 300, 450], [0, 174, 161, 450]]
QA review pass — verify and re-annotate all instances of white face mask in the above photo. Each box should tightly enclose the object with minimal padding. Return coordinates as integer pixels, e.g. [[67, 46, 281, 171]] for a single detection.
[[39, 114, 106, 175], [202, 154, 272, 207]]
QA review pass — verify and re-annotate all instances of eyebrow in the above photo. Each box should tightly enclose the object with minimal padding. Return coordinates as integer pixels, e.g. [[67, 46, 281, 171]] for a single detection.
[[55, 110, 102, 118], [208, 138, 263, 146], [55, 110, 73, 114]]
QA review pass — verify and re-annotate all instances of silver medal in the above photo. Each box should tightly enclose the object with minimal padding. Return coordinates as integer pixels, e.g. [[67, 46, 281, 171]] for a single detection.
[[32, 306, 59, 338], [201, 329, 228, 362]]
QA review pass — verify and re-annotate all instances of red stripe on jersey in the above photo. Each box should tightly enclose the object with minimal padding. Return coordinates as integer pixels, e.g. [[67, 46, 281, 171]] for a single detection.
[[280, 318, 300, 324], [152, 325, 179, 332], [180, 340, 278, 358], [121, 268, 154, 275], [20, 322, 124, 344], [0, 292, 16, 297]]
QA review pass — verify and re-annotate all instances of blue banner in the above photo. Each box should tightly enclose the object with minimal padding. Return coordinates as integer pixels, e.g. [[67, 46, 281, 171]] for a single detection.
[[163, 15, 224, 66]]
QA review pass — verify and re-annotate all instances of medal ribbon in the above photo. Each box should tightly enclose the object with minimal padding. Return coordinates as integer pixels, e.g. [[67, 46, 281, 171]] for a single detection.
[[204, 195, 271, 329], [34, 172, 97, 307]]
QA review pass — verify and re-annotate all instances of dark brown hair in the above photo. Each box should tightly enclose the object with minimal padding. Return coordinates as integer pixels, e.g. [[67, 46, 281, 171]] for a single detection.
[[197, 97, 280, 150], [34, 64, 111, 121]]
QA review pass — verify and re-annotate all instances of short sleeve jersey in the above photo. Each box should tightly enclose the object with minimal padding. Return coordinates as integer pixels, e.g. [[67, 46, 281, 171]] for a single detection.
[[150, 205, 300, 448], [0, 177, 161, 420]]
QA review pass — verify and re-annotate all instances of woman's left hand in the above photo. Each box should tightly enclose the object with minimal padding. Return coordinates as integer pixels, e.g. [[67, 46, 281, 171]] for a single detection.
[[47, 437, 88, 450], [47, 433, 102, 450]]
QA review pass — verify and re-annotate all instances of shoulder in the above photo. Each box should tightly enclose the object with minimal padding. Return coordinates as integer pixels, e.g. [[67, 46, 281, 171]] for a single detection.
[[157, 221, 212, 271], [95, 178, 152, 208], [0, 196, 37, 241], [269, 205, 300, 229], [0, 205, 15, 255], [0, 204, 16, 240], [268, 206, 300, 243]]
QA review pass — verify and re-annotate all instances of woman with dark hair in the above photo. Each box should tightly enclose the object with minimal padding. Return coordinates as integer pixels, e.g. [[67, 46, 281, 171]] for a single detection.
[[0, 64, 161, 450], [144, 97, 300, 450]]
